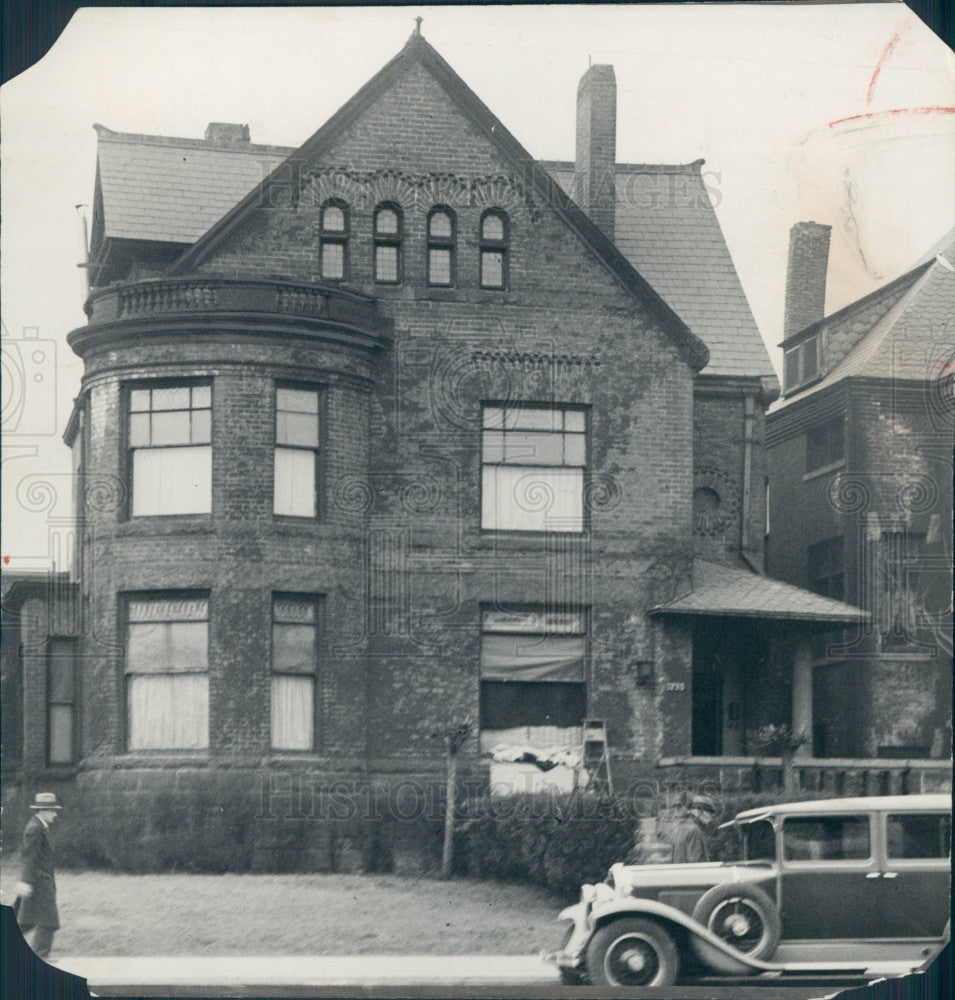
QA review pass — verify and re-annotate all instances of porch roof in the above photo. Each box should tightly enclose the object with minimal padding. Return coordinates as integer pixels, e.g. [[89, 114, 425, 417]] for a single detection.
[[649, 560, 869, 624]]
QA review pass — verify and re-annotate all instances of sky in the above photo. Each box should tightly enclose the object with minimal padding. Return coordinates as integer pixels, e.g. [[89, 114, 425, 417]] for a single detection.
[[2, 3, 953, 568]]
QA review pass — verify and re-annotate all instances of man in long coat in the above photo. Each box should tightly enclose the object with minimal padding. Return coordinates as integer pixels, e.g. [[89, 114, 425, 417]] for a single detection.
[[14, 792, 63, 960], [670, 794, 718, 863]]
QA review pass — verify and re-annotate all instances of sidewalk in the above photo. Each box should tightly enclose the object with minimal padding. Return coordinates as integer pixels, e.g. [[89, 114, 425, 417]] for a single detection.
[[54, 954, 561, 988]]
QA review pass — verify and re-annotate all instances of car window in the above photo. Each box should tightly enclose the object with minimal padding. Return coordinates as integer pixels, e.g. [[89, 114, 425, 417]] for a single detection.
[[886, 813, 951, 860], [744, 820, 776, 861], [782, 815, 870, 861]]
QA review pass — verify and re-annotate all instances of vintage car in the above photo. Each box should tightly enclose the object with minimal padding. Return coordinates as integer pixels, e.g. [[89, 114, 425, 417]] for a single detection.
[[544, 794, 950, 986]]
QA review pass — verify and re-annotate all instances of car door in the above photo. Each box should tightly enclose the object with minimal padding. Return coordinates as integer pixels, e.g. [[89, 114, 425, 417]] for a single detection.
[[777, 812, 884, 939], [873, 811, 951, 938]]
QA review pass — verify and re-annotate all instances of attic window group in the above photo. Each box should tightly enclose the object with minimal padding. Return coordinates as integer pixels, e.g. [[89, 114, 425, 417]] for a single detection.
[[317, 201, 509, 289]]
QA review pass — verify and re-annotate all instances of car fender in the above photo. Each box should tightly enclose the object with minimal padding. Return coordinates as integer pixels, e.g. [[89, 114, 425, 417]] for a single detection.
[[590, 897, 784, 976]]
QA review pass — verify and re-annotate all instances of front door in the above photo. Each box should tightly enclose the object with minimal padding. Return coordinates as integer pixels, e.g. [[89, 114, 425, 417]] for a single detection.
[[691, 672, 722, 755], [778, 812, 885, 939]]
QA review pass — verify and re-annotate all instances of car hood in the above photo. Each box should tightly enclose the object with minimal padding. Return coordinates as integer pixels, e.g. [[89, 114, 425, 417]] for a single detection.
[[611, 861, 775, 890]]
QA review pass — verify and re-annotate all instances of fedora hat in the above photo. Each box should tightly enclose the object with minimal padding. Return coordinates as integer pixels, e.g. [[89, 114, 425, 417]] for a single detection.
[[29, 792, 62, 811]]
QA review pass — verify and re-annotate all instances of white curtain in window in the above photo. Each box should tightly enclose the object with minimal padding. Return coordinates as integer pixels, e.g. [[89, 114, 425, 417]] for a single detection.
[[128, 674, 209, 749], [274, 448, 315, 516], [271, 675, 314, 750], [132, 446, 211, 516], [48, 705, 73, 763], [482, 466, 583, 531]]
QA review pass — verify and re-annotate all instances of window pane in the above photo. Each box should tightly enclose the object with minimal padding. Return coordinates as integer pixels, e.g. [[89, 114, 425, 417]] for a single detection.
[[168, 621, 209, 671], [191, 408, 211, 444], [480, 680, 585, 729], [481, 633, 585, 681], [49, 705, 73, 763], [505, 407, 558, 431], [429, 211, 453, 238], [129, 598, 208, 623], [274, 599, 317, 624], [271, 675, 314, 750], [128, 674, 209, 749], [505, 431, 564, 466], [151, 387, 191, 411], [129, 388, 151, 412], [482, 610, 585, 634], [375, 208, 399, 235], [322, 205, 345, 232], [783, 816, 870, 861], [273, 623, 316, 674], [191, 385, 211, 409], [127, 622, 168, 670], [564, 410, 586, 432], [429, 248, 452, 285], [483, 406, 505, 429], [482, 465, 583, 532], [274, 447, 316, 517], [321, 242, 344, 280], [564, 434, 586, 466], [482, 214, 505, 241], [277, 411, 319, 448], [129, 412, 150, 446], [784, 348, 800, 389], [132, 446, 212, 516], [277, 388, 319, 414], [886, 814, 951, 859], [482, 430, 505, 463], [48, 656, 74, 703], [375, 245, 399, 282], [151, 410, 191, 445], [481, 251, 504, 288], [802, 337, 819, 380]]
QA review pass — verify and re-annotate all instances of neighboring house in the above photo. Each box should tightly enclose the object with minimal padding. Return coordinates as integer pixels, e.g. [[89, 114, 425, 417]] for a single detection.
[[4, 31, 942, 849], [767, 223, 954, 762]]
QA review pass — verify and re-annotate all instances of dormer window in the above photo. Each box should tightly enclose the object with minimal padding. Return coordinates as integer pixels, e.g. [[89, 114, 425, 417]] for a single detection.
[[427, 207, 455, 286], [374, 203, 402, 283], [784, 334, 822, 391], [480, 210, 508, 290], [319, 200, 348, 280]]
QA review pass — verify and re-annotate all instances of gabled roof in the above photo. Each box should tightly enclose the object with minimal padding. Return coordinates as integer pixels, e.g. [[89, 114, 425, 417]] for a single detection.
[[649, 559, 868, 623], [93, 124, 292, 245], [165, 31, 708, 372], [775, 232, 955, 407], [543, 161, 776, 380]]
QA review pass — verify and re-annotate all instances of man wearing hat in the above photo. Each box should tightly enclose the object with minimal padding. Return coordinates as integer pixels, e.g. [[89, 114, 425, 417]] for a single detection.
[[670, 794, 718, 864], [14, 792, 63, 960]]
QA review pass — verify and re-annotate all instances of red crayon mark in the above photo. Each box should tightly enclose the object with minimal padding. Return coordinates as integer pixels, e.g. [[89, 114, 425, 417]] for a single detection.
[[829, 106, 955, 129], [2, 555, 10, 565], [867, 27, 906, 106]]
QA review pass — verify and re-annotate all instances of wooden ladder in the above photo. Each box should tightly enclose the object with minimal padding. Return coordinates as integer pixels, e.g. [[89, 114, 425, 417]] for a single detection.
[[579, 719, 614, 795]]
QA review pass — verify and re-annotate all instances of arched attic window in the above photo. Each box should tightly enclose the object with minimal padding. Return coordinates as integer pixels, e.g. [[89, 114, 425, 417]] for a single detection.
[[373, 203, 402, 284], [427, 207, 456, 287], [479, 209, 508, 290], [319, 200, 348, 281]]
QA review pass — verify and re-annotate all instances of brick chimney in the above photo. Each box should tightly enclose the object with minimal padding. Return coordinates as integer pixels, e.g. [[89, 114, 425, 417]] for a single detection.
[[204, 122, 251, 145], [784, 222, 831, 338], [575, 65, 616, 240]]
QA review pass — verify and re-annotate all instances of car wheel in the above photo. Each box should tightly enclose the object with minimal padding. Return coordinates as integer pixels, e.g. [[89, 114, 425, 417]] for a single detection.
[[558, 966, 589, 986], [586, 917, 679, 987], [691, 883, 781, 965]]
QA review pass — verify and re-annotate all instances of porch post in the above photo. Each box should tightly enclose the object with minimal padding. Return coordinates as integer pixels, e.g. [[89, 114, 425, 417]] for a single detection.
[[792, 634, 813, 760]]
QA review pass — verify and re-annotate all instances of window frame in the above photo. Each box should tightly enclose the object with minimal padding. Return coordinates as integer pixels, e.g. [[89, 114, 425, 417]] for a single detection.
[[480, 401, 588, 534], [124, 379, 213, 520], [122, 591, 211, 752], [807, 535, 845, 600], [427, 206, 456, 287], [882, 812, 951, 867], [373, 202, 403, 284], [479, 209, 509, 290], [46, 636, 77, 766], [805, 414, 845, 475], [273, 382, 324, 520], [780, 813, 874, 867], [319, 199, 349, 282], [270, 592, 322, 752], [784, 334, 823, 392]]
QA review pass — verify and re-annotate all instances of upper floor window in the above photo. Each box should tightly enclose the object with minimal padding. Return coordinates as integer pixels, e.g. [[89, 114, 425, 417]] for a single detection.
[[129, 383, 211, 516], [274, 386, 320, 518], [319, 200, 348, 280], [125, 595, 209, 750], [47, 637, 77, 765], [271, 595, 320, 750], [374, 203, 402, 283], [481, 403, 586, 532], [807, 535, 844, 600], [806, 415, 844, 473], [785, 334, 822, 391], [480, 210, 509, 289], [427, 207, 455, 286]]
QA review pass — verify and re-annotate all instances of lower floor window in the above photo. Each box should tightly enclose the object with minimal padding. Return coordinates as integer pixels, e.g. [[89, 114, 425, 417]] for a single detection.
[[47, 638, 77, 764], [479, 608, 586, 752], [271, 596, 319, 750], [126, 596, 209, 749]]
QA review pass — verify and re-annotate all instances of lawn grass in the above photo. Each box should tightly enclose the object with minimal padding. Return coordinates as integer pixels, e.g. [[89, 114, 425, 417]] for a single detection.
[[0, 866, 567, 956]]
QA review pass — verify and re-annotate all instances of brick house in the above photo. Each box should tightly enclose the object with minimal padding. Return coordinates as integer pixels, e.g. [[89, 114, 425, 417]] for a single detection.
[[766, 224, 954, 762], [7, 31, 937, 856]]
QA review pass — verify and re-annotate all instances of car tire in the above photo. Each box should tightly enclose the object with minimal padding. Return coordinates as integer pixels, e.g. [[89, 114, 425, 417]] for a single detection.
[[558, 966, 589, 986], [586, 917, 679, 987], [691, 882, 781, 966]]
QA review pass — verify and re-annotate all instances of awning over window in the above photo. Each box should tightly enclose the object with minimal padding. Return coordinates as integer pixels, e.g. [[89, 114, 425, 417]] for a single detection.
[[481, 634, 585, 682]]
